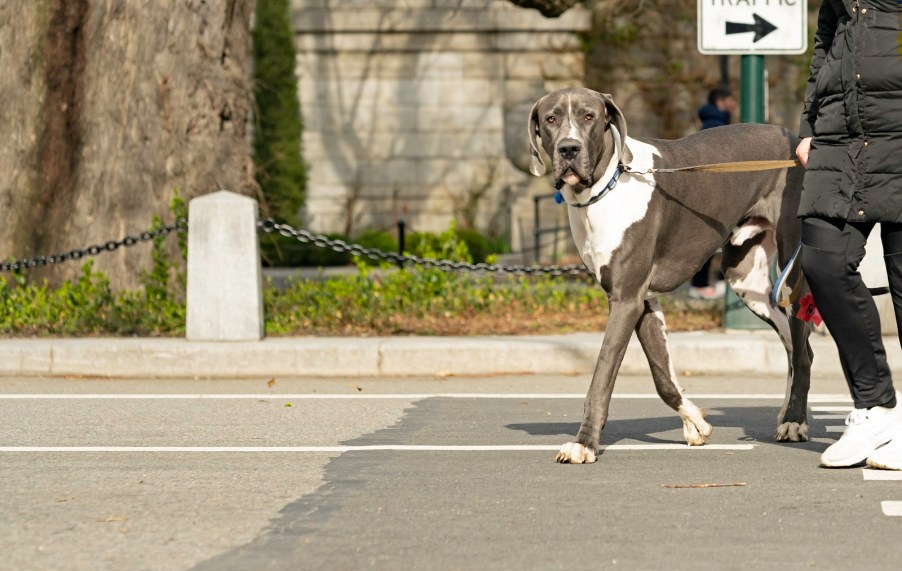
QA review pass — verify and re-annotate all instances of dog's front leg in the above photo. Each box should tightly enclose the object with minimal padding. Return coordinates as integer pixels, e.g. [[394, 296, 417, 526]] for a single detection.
[[556, 298, 645, 464]]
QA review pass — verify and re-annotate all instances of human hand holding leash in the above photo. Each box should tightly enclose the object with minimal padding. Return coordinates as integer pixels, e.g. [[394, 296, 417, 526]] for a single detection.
[[796, 136, 812, 168]]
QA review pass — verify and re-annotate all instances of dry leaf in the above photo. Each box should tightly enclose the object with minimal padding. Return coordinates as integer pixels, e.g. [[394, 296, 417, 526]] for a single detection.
[[351, 384, 363, 392], [267, 378, 276, 388]]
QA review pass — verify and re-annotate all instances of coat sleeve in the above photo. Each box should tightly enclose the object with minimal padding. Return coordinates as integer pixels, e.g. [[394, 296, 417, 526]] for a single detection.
[[800, 1, 840, 138]]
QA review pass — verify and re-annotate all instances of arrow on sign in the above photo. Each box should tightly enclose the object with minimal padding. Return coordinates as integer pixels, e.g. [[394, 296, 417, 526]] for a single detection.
[[725, 13, 777, 43]]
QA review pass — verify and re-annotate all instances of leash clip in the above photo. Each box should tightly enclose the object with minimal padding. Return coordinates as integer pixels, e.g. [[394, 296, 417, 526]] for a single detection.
[[620, 163, 657, 176]]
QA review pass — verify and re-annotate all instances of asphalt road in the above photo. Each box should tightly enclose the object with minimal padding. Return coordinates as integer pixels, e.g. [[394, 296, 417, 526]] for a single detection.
[[1, 374, 900, 570]]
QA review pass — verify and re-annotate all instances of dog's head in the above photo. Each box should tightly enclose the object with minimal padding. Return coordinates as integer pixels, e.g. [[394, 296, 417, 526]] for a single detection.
[[527, 88, 631, 192]]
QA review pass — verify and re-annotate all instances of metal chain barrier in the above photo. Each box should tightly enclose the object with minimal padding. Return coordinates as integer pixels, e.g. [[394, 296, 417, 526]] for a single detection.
[[1, 215, 589, 277], [0, 219, 188, 272], [258, 218, 590, 277]]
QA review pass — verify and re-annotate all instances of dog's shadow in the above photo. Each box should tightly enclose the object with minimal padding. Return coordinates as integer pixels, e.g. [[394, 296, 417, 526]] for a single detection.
[[506, 406, 830, 452]]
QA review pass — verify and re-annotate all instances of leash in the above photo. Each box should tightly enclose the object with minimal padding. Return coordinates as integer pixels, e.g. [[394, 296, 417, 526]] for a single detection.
[[553, 158, 802, 208], [621, 159, 802, 176]]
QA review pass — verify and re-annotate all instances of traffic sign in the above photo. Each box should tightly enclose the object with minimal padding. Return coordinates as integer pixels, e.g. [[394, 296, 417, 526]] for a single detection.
[[698, 0, 808, 55]]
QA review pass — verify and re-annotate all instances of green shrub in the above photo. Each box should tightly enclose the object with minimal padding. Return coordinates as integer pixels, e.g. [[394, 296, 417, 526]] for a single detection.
[[353, 229, 399, 266], [455, 228, 492, 263], [253, 0, 306, 225], [260, 232, 352, 267], [405, 221, 473, 263], [263, 262, 609, 335], [403, 224, 504, 264]]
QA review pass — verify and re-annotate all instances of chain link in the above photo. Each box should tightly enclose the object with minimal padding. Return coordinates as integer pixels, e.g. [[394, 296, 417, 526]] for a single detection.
[[258, 218, 591, 277], [2, 216, 589, 278], [0, 218, 188, 272]]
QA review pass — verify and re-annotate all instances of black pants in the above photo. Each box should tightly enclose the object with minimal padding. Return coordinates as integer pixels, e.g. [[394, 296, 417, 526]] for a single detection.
[[800, 218, 902, 409]]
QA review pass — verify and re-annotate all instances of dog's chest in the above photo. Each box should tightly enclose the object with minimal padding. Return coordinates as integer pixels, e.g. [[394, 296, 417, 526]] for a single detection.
[[568, 179, 655, 280], [566, 140, 659, 281]]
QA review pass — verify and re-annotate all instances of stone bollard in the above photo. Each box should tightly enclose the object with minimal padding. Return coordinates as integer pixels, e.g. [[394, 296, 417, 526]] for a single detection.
[[186, 191, 264, 341]]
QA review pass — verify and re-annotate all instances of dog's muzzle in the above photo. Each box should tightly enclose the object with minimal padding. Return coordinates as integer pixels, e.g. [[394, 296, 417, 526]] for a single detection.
[[554, 138, 592, 188]]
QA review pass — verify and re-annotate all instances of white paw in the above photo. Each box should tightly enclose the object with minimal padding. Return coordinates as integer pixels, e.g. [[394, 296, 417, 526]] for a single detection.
[[775, 421, 809, 442], [679, 405, 713, 446], [555, 442, 597, 464]]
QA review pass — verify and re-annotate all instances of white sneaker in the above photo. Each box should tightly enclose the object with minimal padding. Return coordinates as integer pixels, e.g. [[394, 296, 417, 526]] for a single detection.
[[867, 435, 902, 470], [820, 395, 902, 468]]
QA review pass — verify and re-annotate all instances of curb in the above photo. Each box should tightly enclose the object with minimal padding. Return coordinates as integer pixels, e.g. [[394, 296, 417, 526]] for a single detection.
[[0, 332, 897, 379]]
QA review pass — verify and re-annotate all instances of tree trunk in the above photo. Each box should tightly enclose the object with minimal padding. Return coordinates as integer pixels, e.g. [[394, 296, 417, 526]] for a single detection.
[[0, 0, 257, 289]]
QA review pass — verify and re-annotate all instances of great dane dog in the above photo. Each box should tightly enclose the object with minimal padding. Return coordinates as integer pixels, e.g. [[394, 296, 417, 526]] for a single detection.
[[528, 87, 812, 464]]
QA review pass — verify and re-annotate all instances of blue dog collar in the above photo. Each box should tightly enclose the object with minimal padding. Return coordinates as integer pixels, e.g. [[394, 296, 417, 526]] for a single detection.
[[556, 165, 623, 208]]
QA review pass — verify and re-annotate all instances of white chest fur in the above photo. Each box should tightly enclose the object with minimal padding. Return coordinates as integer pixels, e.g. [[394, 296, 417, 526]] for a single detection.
[[563, 137, 660, 282]]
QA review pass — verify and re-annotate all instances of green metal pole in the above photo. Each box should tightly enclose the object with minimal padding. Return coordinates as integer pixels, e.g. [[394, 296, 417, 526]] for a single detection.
[[724, 54, 769, 330], [740, 55, 765, 123]]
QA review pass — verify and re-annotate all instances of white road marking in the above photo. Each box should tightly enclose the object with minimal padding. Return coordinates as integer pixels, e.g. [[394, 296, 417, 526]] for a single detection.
[[0, 393, 855, 401], [863, 469, 902, 481], [825, 426, 845, 433], [881, 501, 902, 516], [812, 406, 853, 412], [812, 414, 848, 420], [0, 444, 755, 453]]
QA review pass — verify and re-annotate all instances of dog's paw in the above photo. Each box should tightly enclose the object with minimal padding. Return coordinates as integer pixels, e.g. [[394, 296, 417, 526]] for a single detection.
[[555, 442, 597, 464], [774, 421, 808, 442], [679, 405, 713, 446]]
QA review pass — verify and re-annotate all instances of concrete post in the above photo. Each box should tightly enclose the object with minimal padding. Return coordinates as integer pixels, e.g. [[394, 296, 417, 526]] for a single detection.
[[186, 191, 264, 341]]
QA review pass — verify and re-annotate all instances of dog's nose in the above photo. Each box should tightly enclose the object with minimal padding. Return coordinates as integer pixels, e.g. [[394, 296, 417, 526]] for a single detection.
[[558, 139, 581, 160]]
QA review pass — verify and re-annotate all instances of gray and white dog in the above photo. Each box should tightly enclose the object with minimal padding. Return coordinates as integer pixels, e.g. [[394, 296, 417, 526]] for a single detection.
[[528, 87, 812, 464]]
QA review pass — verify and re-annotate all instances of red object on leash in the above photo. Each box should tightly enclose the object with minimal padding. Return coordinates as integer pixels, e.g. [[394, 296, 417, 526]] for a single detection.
[[796, 293, 822, 326]]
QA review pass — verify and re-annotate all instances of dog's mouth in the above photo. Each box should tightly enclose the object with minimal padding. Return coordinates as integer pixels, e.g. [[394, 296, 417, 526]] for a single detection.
[[555, 168, 593, 190]]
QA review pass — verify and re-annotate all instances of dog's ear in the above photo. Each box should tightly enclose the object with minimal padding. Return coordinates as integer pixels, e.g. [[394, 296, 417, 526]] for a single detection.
[[597, 92, 632, 164], [527, 96, 547, 177]]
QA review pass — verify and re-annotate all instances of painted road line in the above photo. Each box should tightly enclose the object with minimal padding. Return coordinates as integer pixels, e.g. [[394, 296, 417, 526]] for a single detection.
[[812, 406, 853, 412], [0, 393, 853, 401], [812, 414, 848, 420], [825, 426, 845, 433], [863, 469, 902, 481], [0, 444, 756, 453], [881, 501, 902, 516]]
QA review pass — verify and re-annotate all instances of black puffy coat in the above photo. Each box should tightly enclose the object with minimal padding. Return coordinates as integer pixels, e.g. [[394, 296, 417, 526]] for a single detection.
[[799, 0, 902, 222]]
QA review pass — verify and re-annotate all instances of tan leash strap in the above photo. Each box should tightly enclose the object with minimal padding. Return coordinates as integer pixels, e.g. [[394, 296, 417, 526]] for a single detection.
[[656, 159, 802, 174], [622, 159, 802, 176]]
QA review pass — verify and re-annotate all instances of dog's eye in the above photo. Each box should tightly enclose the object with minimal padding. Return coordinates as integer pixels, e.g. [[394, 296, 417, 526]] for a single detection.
[[584, 114, 594, 121], [546, 116, 556, 124]]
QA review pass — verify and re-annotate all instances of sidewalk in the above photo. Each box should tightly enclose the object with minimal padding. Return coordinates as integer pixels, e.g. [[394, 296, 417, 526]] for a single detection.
[[1, 331, 898, 379]]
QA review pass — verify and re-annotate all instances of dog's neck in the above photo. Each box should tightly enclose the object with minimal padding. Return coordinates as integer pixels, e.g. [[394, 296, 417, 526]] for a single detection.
[[591, 125, 624, 190], [592, 126, 621, 187]]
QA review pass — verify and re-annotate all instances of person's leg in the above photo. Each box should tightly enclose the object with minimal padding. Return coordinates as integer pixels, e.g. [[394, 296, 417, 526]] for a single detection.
[[801, 217, 902, 467], [882, 222, 902, 358], [866, 223, 902, 470], [800, 217, 894, 409]]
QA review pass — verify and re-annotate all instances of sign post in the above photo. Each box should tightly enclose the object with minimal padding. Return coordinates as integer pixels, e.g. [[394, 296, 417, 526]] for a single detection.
[[697, 1, 808, 329]]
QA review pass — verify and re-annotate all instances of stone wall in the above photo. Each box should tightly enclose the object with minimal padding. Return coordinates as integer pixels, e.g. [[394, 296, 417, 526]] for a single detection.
[[293, 0, 590, 252]]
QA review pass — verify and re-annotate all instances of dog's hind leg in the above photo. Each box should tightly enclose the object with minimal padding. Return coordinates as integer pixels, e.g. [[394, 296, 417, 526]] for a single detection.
[[775, 311, 812, 441], [722, 228, 810, 441], [635, 298, 712, 445]]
